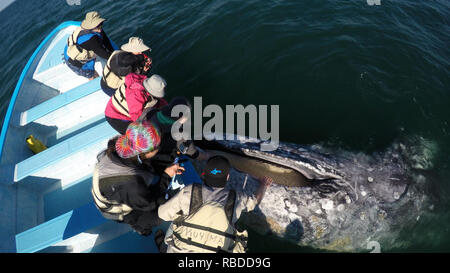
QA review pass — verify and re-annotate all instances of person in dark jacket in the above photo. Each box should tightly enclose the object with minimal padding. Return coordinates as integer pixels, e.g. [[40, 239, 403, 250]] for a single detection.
[[91, 120, 185, 236], [64, 11, 115, 80]]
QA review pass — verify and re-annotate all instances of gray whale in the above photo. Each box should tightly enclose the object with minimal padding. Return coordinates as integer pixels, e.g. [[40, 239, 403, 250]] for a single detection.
[[194, 135, 436, 252]]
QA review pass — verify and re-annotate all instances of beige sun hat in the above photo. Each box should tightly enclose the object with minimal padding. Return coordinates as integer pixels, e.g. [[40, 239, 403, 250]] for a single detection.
[[143, 75, 166, 98], [81, 11, 106, 30], [121, 37, 151, 53]]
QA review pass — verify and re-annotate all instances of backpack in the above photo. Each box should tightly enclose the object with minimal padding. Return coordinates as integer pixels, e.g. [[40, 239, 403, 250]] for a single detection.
[[91, 166, 135, 221], [170, 183, 248, 253]]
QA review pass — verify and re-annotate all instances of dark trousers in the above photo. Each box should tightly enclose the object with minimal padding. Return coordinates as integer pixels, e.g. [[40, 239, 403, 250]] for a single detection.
[[106, 116, 131, 135]]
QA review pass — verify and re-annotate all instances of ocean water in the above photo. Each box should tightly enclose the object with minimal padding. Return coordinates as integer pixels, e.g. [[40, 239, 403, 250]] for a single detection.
[[0, 0, 448, 252]]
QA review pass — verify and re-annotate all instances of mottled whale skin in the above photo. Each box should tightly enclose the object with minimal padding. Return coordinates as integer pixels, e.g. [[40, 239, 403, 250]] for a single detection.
[[195, 135, 435, 252]]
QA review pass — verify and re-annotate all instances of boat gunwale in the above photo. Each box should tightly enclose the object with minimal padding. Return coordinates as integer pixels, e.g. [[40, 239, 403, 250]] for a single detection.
[[0, 20, 81, 161]]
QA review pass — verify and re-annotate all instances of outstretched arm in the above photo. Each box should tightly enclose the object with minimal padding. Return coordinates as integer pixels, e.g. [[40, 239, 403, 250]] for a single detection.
[[255, 176, 273, 204]]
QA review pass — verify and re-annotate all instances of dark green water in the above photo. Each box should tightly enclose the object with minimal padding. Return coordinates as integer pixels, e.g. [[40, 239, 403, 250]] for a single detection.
[[0, 0, 448, 252]]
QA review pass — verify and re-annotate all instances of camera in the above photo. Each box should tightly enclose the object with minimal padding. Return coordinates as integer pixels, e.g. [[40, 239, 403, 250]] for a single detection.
[[177, 140, 192, 155]]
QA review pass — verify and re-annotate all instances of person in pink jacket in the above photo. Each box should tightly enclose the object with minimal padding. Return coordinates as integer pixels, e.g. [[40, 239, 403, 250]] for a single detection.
[[105, 73, 168, 134]]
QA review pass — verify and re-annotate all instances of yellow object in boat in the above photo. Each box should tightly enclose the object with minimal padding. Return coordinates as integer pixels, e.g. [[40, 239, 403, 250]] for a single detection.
[[26, 135, 47, 154]]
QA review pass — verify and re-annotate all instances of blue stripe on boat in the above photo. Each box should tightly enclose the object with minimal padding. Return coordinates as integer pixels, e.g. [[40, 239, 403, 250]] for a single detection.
[[0, 21, 80, 160]]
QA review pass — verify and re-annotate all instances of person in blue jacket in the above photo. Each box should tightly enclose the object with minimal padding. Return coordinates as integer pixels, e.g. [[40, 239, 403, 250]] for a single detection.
[[64, 11, 115, 80]]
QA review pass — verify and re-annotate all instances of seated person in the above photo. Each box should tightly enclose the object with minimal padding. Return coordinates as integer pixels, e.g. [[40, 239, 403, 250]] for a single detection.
[[91, 120, 185, 236], [101, 37, 152, 96], [157, 155, 273, 253], [105, 74, 168, 134], [64, 11, 115, 80]]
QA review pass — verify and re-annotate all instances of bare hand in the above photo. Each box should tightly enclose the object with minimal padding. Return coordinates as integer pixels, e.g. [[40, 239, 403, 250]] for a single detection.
[[164, 164, 185, 177], [255, 176, 273, 204], [259, 176, 273, 187]]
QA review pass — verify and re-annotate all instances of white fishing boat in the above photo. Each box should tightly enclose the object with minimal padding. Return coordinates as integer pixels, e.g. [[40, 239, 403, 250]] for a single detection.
[[0, 21, 201, 253]]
